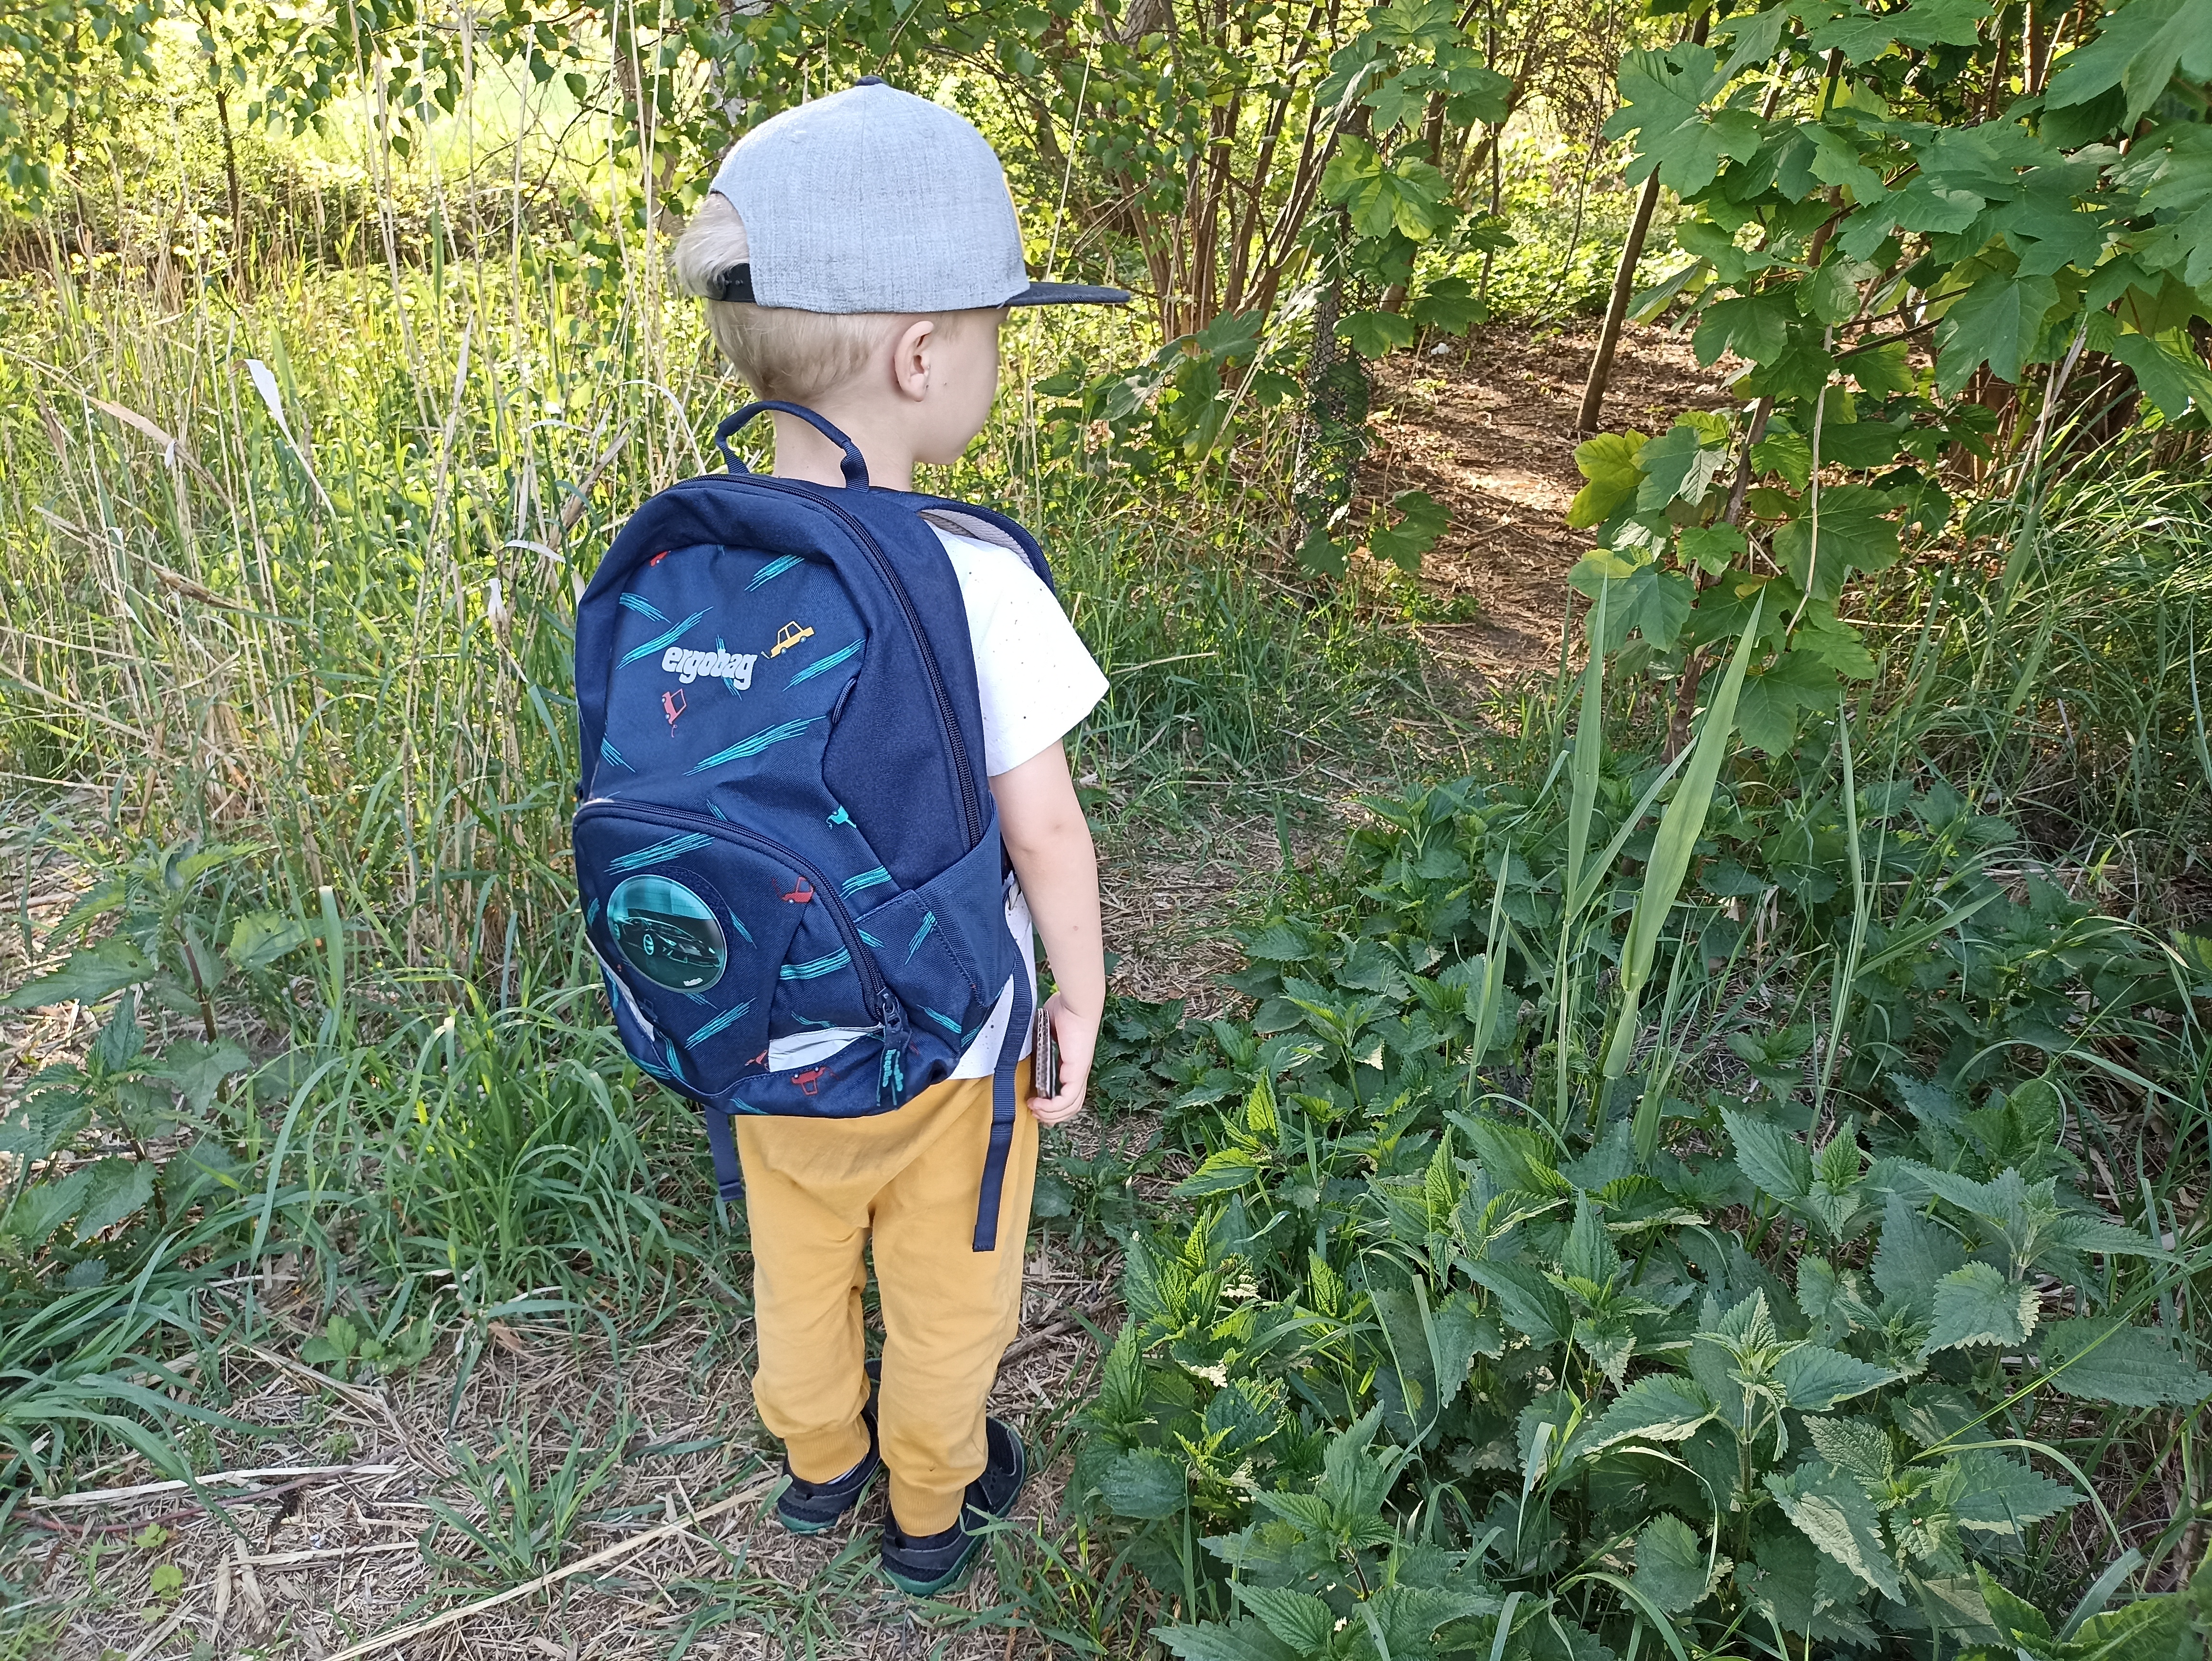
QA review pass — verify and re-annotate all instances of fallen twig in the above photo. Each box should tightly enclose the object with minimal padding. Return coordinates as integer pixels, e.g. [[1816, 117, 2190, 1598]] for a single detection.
[[1000, 1295, 1118, 1367], [27, 1462, 404, 1511], [318, 1470, 778, 1661], [244, 1540, 421, 1567]]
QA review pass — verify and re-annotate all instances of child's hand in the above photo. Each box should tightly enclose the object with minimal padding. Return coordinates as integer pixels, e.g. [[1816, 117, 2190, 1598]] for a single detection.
[[1028, 991, 1097, 1126]]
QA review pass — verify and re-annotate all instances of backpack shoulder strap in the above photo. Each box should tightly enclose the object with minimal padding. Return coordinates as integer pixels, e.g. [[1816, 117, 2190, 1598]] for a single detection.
[[901, 494, 1056, 595]]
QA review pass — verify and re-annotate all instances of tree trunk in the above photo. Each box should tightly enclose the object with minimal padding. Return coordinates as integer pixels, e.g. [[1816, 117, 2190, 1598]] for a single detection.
[[214, 81, 243, 244], [1577, 10, 1710, 435], [1294, 249, 1372, 558], [1574, 169, 1663, 435]]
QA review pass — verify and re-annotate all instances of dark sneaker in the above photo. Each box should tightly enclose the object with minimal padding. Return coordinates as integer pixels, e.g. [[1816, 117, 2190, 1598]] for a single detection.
[[879, 1417, 1027, 1596], [774, 1360, 882, 1534]]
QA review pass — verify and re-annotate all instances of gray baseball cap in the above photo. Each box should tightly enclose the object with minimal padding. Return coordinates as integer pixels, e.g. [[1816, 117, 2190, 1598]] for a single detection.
[[706, 79, 1129, 313]]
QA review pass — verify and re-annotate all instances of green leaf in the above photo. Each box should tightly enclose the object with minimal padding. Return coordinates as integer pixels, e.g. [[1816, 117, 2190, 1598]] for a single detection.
[[1635, 1512, 1718, 1613], [1338, 308, 1417, 358], [1949, 1449, 2082, 1535], [1410, 275, 1486, 334], [1801, 122, 1886, 200], [2129, 126, 2212, 288], [1679, 523, 1746, 576], [1, 937, 155, 1009], [1459, 1114, 1566, 1197], [1935, 273, 2061, 395], [1636, 421, 1730, 510], [72, 1157, 155, 1240], [2, 1169, 91, 1243], [1840, 339, 1915, 396], [1973, 1563, 2054, 1641], [1805, 1415, 1894, 1484], [1242, 921, 1317, 962], [0, 1080, 90, 1163], [1924, 1262, 2037, 1354], [1157, 1620, 1301, 1661], [227, 910, 314, 971], [1694, 293, 1792, 367], [1723, 1107, 1813, 1201], [1871, 1191, 1965, 1314], [1773, 1344, 1895, 1411], [1467, 1260, 1571, 1347], [151, 1040, 252, 1115], [1805, 255, 1877, 325], [91, 995, 144, 1073], [1237, 1587, 1334, 1653], [2101, 328, 2212, 421], [1371, 489, 1450, 572], [1583, 1374, 1717, 1450], [2044, 0, 2212, 126], [2070, 1585, 2197, 1656], [2037, 1319, 2212, 1407], [1097, 1447, 1187, 1519], [1771, 485, 1902, 598], [1567, 430, 1648, 528], [1734, 648, 1840, 756], [1176, 1148, 1263, 1197], [1764, 1462, 1901, 1600], [1607, 46, 1763, 193], [1561, 1193, 1621, 1284]]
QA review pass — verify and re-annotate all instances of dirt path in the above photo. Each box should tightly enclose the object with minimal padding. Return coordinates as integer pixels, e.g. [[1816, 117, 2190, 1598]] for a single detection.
[[1365, 320, 1731, 690]]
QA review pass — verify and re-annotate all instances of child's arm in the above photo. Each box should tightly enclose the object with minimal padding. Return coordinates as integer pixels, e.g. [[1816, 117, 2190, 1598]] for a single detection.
[[990, 740, 1103, 1126]]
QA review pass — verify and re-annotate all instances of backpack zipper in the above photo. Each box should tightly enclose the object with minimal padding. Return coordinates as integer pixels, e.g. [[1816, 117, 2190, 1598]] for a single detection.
[[692, 474, 986, 848], [574, 799, 909, 1051]]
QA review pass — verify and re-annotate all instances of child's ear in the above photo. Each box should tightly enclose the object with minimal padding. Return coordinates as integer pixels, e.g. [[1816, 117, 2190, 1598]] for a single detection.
[[891, 317, 935, 402]]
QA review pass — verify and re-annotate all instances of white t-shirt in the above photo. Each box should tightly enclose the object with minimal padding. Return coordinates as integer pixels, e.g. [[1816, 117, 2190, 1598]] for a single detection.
[[929, 517, 1107, 1077], [762, 518, 1106, 1077]]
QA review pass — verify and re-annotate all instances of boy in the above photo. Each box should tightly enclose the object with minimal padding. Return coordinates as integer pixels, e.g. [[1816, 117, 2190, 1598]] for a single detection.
[[668, 79, 1122, 1595]]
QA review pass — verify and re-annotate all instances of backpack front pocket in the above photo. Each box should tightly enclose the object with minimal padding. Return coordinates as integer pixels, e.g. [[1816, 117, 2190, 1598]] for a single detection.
[[575, 802, 882, 1099]]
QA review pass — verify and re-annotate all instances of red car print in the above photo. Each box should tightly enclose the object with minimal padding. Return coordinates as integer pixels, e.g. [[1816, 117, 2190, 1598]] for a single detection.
[[663, 689, 687, 730], [649, 550, 672, 566], [792, 1065, 831, 1096], [748, 1050, 768, 1067], [781, 877, 814, 903]]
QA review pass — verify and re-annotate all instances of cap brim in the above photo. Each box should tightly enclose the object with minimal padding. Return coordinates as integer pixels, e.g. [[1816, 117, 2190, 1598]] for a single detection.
[[1006, 282, 1132, 307]]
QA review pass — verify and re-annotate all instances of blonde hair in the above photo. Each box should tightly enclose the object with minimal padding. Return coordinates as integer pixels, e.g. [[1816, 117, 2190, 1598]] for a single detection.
[[672, 193, 984, 404]]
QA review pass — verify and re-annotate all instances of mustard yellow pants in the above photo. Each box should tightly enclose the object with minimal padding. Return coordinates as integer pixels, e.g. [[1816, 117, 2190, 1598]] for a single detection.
[[734, 1062, 1038, 1535]]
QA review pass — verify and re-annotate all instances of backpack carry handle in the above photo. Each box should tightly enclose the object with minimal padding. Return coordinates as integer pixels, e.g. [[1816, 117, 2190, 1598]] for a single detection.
[[714, 401, 871, 489]]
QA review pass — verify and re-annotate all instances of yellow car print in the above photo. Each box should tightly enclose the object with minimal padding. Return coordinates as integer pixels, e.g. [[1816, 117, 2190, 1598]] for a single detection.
[[769, 621, 815, 658]]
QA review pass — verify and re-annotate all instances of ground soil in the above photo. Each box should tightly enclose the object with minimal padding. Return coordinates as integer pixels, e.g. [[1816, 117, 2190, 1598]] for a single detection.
[[1367, 318, 1732, 695], [1095, 320, 1723, 1013]]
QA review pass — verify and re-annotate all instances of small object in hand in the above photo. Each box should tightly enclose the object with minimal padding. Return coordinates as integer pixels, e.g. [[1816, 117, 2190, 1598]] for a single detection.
[[1031, 1007, 1059, 1099]]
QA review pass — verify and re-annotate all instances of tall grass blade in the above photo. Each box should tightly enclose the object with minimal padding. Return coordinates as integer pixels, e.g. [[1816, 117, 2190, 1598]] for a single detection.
[[1565, 580, 1607, 897], [1603, 596, 1763, 1078]]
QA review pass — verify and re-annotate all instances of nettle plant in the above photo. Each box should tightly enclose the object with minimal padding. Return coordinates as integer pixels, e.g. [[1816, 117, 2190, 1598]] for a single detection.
[[1570, 0, 2212, 754], [1077, 760, 2212, 1655], [0, 840, 312, 1278]]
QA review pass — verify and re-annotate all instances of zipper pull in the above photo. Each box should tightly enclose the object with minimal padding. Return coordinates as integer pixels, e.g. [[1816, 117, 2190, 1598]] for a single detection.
[[877, 989, 910, 1102]]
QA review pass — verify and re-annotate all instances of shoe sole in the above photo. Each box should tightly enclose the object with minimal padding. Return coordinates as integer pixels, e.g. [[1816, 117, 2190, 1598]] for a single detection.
[[880, 1437, 1028, 1596], [780, 1382, 883, 1535], [776, 1469, 877, 1534]]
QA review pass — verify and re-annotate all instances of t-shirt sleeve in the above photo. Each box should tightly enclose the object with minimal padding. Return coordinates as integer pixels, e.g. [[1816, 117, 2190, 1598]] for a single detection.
[[932, 527, 1109, 776]]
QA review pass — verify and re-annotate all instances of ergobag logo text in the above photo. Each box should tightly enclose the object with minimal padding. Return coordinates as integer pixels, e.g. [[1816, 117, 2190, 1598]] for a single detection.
[[570, 402, 1054, 1250]]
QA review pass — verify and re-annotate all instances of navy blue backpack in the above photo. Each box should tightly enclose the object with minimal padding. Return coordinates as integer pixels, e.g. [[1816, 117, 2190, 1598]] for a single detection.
[[571, 403, 1044, 1250]]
